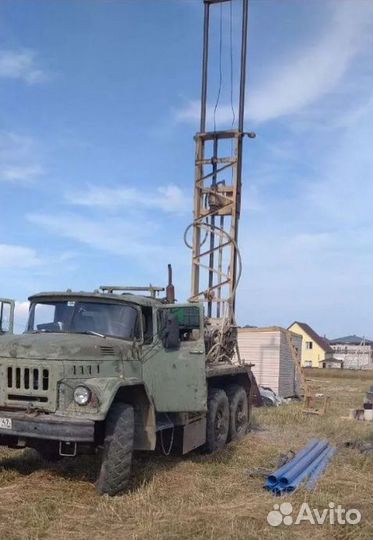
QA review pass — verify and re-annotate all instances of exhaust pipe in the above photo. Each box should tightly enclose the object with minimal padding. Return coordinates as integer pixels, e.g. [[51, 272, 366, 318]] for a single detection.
[[166, 264, 175, 303]]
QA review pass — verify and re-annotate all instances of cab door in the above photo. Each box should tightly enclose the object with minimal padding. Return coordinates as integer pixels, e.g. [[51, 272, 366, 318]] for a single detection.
[[142, 303, 207, 412], [0, 299, 15, 335]]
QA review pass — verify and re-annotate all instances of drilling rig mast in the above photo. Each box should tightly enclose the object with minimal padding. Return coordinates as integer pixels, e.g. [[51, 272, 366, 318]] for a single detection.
[[186, 0, 254, 363]]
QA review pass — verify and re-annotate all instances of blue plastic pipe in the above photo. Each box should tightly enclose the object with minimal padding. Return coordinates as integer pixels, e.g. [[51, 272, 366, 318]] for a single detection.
[[278, 439, 329, 487], [284, 445, 331, 493], [266, 438, 319, 487], [306, 446, 336, 490], [264, 439, 335, 495]]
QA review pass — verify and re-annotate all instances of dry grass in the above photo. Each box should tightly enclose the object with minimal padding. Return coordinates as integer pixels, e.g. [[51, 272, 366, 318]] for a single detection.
[[0, 372, 371, 540], [304, 368, 373, 381]]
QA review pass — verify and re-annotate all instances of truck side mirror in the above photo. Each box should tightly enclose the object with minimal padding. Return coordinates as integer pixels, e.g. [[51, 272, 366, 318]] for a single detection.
[[0, 299, 15, 335], [163, 314, 180, 350]]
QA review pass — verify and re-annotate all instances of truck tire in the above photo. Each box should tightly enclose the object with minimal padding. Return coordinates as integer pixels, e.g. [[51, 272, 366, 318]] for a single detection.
[[96, 402, 134, 496], [205, 388, 229, 453], [226, 384, 248, 441]]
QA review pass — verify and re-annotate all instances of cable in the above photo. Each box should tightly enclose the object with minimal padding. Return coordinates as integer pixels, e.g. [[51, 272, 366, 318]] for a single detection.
[[160, 416, 175, 456], [213, 1, 223, 131], [184, 221, 243, 304], [183, 218, 243, 365]]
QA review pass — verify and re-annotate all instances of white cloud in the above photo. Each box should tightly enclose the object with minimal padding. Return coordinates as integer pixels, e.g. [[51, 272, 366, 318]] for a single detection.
[[176, 1, 372, 126], [0, 49, 48, 84], [0, 164, 44, 182], [235, 95, 373, 336], [175, 101, 200, 124], [65, 183, 190, 214], [0, 244, 41, 268], [237, 221, 372, 335], [27, 212, 165, 257], [303, 101, 373, 227], [0, 132, 45, 183]]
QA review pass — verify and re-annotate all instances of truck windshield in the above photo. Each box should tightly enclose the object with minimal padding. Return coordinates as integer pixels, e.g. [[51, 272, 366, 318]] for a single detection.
[[27, 300, 140, 340]]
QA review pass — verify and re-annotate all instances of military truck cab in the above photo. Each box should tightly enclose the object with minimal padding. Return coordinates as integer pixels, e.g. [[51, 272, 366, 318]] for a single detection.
[[0, 287, 254, 495]]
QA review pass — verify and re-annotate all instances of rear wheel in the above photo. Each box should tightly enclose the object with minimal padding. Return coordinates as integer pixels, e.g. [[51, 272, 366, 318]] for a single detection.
[[96, 402, 134, 496], [226, 384, 248, 441], [205, 388, 229, 453]]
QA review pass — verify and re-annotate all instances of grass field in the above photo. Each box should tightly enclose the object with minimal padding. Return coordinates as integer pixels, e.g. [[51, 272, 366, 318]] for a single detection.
[[0, 369, 371, 540]]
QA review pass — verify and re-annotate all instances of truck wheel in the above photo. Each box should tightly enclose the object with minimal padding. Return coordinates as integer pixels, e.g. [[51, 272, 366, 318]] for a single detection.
[[96, 402, 134, 496], [226, 384, 248, 441], [205, 388, 229, 453]]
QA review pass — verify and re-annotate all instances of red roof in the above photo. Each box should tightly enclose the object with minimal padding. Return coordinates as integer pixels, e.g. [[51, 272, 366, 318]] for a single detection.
[[288, 321, 334, 353]]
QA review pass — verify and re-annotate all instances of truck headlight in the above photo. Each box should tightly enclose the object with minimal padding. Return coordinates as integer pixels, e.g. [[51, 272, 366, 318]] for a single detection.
[[73, 386, 91, 406]]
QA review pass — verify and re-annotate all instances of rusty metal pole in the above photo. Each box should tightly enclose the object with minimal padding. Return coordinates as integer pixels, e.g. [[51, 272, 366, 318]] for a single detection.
[[230, 0, 248, 315], [238, 0, 248, 133], [200, 1, 210, 133], [191, 1, 210, 301]]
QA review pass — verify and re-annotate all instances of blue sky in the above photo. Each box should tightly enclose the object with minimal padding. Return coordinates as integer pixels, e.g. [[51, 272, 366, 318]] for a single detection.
[[0, 0, 372, 338]]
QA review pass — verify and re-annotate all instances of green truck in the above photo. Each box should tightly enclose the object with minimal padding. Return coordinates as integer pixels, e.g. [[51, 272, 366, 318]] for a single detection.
[[0, 0, 257, 496], [0, 289, 256, 495]]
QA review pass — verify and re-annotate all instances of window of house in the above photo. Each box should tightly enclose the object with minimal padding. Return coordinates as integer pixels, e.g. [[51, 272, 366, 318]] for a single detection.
[[304, 360, 312, 367], [306, 341, 313, 350]]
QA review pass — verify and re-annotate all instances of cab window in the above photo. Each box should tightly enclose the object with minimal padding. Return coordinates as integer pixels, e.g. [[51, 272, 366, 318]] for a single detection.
[[158, 306, 201, 342], [141, 306, 154, 344]]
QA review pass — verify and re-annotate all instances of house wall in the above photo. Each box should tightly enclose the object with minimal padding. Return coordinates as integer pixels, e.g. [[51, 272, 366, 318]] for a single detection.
[[331, 344, 373, 370], [279, 332, 302, 396], [236, 329, 280, 393], [288, 322, 327, 368], [236, 327, 302, 397]]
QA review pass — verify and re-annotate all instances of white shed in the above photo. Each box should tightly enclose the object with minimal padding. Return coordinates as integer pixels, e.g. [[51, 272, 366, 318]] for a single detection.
[[235, 326, 302, 398]]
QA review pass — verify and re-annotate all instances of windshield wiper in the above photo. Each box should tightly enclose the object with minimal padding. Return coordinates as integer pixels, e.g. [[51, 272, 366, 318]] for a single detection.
[[73, 330, 106, 338]]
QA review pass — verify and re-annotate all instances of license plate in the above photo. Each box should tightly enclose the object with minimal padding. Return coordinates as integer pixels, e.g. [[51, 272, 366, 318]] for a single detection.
[[0, 417, 12, 430]]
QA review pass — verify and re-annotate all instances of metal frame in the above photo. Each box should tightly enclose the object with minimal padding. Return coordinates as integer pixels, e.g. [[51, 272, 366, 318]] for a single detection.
[[190, 0, 250, 320], [100, 285, 164, 298]]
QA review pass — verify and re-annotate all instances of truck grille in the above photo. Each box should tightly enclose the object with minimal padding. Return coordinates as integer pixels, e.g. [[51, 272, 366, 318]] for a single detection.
[[6, 366, 49, 403], [100, 346, 115, 356]]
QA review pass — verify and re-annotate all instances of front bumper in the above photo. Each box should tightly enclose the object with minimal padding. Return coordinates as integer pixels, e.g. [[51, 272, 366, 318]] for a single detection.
[[0, 410, 95, 442]]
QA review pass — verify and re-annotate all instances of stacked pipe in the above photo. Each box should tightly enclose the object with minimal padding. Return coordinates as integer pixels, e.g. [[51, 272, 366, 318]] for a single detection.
[[265, 438, 336, 495]]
